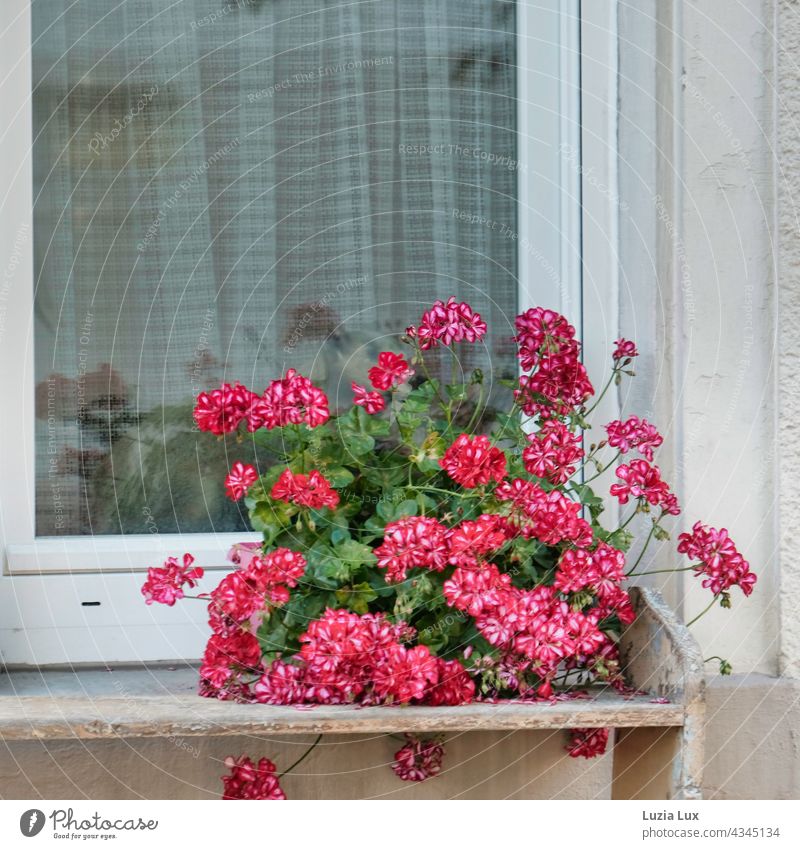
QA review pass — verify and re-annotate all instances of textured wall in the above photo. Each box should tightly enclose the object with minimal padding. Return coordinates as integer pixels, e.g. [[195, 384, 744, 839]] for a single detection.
[[777, 0, 800, 678], [0, 731, 614, 800], [676, 0, 780, 675]]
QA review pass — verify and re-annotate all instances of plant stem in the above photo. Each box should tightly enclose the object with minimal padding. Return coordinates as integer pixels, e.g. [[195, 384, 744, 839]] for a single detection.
[[627, 565, 696, 577], [464, 381, 485, 434], [580, 451, 622, 485], [279, 733, 323, 778], [582, 367, 620, 418], [686, 596, 718, 627], [616, 508, 639, 533], [414, 341, 450, 416], [624, 523, 656, 575]]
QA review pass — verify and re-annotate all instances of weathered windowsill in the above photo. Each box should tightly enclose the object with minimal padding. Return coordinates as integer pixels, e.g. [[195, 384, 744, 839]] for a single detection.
[[0, 665, 684, 740]]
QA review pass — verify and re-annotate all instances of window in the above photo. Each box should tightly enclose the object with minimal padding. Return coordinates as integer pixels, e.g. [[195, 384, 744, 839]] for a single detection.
[[0, 0, 618, 664]]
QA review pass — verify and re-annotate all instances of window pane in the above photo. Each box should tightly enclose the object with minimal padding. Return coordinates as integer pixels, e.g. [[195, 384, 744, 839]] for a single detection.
[[32, 0, 518, 536]]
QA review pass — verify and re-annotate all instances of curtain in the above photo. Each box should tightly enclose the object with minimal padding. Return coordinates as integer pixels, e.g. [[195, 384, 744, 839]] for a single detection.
[[32, 0, 518, 535]]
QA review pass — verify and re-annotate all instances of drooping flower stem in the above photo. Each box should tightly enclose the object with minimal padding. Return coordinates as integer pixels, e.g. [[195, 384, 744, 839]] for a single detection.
[[279, 733, 323, 778], [686, 595, 719, 627]]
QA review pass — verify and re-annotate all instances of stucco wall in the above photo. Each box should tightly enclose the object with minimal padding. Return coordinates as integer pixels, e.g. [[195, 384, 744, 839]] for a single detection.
[[777, 0, 800, 678]]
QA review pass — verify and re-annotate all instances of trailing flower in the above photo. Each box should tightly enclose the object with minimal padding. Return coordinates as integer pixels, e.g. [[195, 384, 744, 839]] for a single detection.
[[142, 299, 755, 794]]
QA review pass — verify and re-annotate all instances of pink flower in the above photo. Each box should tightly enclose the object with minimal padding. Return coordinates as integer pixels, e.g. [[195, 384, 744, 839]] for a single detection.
[[554, 543, 626, 599], [224, 461, 258, 501], [497, 480, 594, 547], [298, 610, 430, 705], [352, 382, 386, 414], [141, 553, 203, 606], [200, 631, 262, 690], [251, 369, 330, 430], [391, 735, 445, 782], [254, 660, 306, 705], [193, 382, 256, 434], [678, 521, 756, 596], [523, 420, 584, 484], [208, 547, 307, 629], [605, 416, 663, 462], [515, 355, 594, 416], [374, 644, 439, 703], [227, 541, 262, 570], [414, 297, 487, 350], [375, 516, 450, 582], [474, 587, 534, 647], [424, 658, 476, 706], [271, 468, 340, 510], [566, 727, 609, 758], [440, 434, 507, 489], [221, 755, 286, 800], [446, 513, 511, 567], [368, 352, 414, 391], [514, 307, 577, 371], [613, 338, 638, 361], [443, 563, 512, 616], [610, 459, 680, 515]]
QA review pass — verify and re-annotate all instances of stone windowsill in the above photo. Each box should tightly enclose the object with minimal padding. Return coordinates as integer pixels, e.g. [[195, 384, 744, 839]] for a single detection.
[[0, 665, 685, 740]]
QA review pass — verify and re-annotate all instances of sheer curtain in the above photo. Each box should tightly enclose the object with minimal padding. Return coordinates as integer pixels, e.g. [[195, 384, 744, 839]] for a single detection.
[[32, 0, 518, 536]]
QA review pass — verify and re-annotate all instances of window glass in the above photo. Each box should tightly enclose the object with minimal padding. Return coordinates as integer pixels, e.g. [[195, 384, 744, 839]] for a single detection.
[[32, 0, 518, 535]]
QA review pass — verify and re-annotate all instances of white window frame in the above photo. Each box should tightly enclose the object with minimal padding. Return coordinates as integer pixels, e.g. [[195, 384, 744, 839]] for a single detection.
[[0, 0, 620, 665]]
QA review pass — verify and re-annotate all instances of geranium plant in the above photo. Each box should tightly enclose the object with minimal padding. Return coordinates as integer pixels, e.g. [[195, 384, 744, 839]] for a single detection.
[[142, 298, 756, 799]]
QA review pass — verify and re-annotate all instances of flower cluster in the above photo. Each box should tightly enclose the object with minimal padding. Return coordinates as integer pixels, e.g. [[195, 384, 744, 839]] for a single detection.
[[194, 369, 329, 435], [514, 306, 594, 416], [352, 382, 385, 414], [271, 468, 340, 510], [141, 554, 203, 606], [410, 296, 487, 349], [610, 459, 680, 516], [200, 548, 306, 692], [392, 735, 445, 781], [677, 521, 757, 597], [497, 479, 593, 548], [523, 419, 584, 484], [253, 609, 462, 706], [221, 756, 286, 800], [368, 351, 414, 390], [224, 461, 258, 501], [605, 416, 663, 462], [148, 298, 754, 798], [440, 433, 507, 488], [566, 727, 609, 759], [613, 338, 638, 361]]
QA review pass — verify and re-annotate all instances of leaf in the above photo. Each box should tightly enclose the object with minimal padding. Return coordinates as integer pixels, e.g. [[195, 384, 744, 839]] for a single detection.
[[330, 525, 351, 546], [335, 582, 378, 614], [394, 499, 418, 519], [334, 539, 378, 569], [325, 466, 355, 487], [446, 383, 469, 402]]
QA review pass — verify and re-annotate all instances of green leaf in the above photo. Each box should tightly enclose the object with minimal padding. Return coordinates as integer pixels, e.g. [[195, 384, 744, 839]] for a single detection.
[[325, 466, 355, 487], [394, 499, 418, 519], [330, 525, 351, 546], [334, 539, 378, 569], [335, 582, 379, 614], [445, 383, 469, 402]]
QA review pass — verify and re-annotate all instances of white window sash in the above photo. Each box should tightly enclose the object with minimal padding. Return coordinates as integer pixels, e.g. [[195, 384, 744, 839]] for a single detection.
[[0, 0, 620, 664]]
